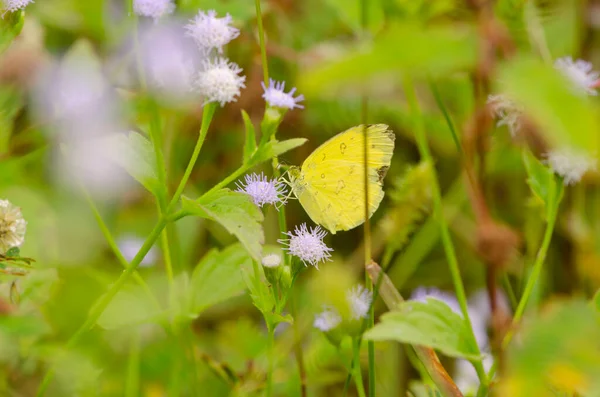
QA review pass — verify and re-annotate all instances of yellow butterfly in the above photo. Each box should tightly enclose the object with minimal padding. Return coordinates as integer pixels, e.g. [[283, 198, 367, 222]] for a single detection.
[[287, 124, 395, 234]]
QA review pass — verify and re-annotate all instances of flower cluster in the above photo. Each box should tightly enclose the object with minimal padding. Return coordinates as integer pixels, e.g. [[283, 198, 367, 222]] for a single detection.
[[279, 223, 333, 268], [487, 94, 523, 137], [185, 10, 240, 54], [545, 147, 596, 185], [262, 79, 305, 110], [236, 173, 287, 207], [313, 284, 373, 332], [0, 199, 27, 255], [133, 0, 175, 21], [2, 0, 34, 13], [554, 56, 599, 96]]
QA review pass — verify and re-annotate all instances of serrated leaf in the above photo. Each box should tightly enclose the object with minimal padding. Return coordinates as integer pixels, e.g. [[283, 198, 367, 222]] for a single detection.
[[182, 190, 264, 261], [522, 149, 556, 212], [498, 56, 599, 153], [364, 298, 480, 360], [241, 110, 256, 163], [190, 244, 251, 314], [97, 285, 162, 330], [249, 138, 307, 167], [107, 132, 163, 196]]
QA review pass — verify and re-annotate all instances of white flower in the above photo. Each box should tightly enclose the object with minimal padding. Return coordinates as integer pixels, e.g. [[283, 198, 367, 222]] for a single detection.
[[194, 58, 246, 106], [487, 94, 523, 136], [185, 10, 239, 53], [411, 287, 462, 315], [2, 0, 33, 12], [0, 200, 26, 255], [133, 0, 175, 21], [139, 22, 199, 102], [554, 56, 599, 96], [117, 236, 158, 267], [347, 285, 372, 320], [261, 253, 281, 268], [546, 147, 596, 185], [313, 306, 341, 332], [236, 173, 286, 207], [262, 79, 304, 110], [278, 223, 333, 268]]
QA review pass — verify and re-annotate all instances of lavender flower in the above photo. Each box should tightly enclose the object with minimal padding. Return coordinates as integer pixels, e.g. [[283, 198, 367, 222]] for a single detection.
[[262, 79, 304, 110], [2, 0, 34, 12], [236, 173, 286, 207], [347, 285, 372, 320], [261, 253, 282, 268], [278, 223, 333, 268]]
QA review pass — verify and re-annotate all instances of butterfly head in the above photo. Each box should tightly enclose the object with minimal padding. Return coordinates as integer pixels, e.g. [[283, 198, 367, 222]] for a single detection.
[[284, 166, 304, 196]]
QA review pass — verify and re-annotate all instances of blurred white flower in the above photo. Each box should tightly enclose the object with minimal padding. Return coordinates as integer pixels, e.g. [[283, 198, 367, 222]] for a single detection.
[[347, 285, 372, 320], [261, 253, 282, 268], [313, 306, 341, 332], [236, 173, 286, 207], [278, 223, 333, 268], [262, 79, 304, 110], [454, 355, 494, 396], [2, 0, 33, 12], [139, 21, 200, 103], [194, 57, 245, 106], [117, 235, 158, 267], [546, 147, 596, 185], [554, 56, 599, 96], [185, 10, 239, 53], [411, 287, 462, 315], [133, 0, 175, 21], [0, 199, 27, 255], [487, 94, 523, 136]]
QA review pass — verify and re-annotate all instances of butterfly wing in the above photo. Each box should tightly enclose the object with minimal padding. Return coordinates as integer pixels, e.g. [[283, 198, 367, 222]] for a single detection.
[[296, 124, 395, 234]]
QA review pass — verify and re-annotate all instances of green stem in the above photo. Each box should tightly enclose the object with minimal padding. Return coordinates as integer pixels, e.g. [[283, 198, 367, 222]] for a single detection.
[[503, 183, 563, 348], [352, 338, 367, 397], [36, 217, 168, 396], [266, 325, 275, 397], [428, 77, 463, 156], [254, 0, 269, 86], [403, 75, 487, 385], [168, 103, 217, 211], [125, 333, 140, 397], [202, 164, 248, 198]]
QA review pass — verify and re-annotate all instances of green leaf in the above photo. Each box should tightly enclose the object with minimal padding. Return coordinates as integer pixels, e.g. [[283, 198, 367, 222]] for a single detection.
[[190, 244, 251, 314], [181, 190, 264, 261], [96, 285, 163, 330], [300, 24, 477, 96], [249, 138, 307, 167], [241, 110, 256, 163], [107, 132, 163, 196], [522, 148, 556, 209], [364, 298, 480, 360], [498, 56, 599, 153], [0, 86, 24, 155], [0, 10, 24, 54]]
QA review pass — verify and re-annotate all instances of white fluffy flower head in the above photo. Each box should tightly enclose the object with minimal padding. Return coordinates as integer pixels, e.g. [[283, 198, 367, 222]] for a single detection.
[[546, 147, 596, 185], [236, 173, 286, 207], [554, 57, 599, 96], [347, 285, 373, 320], [313, 306, 341, 332], [261, 253, 281, 268], [2, 0, 33, 12], [262, 79, 304, 110], [0, 200, 27, 255], [487, 94, 523, 136], [185, 10, 239, 53], [133, 0, 175, 20], [279, 223, 333, 268], [194, 58, 245, 106]]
